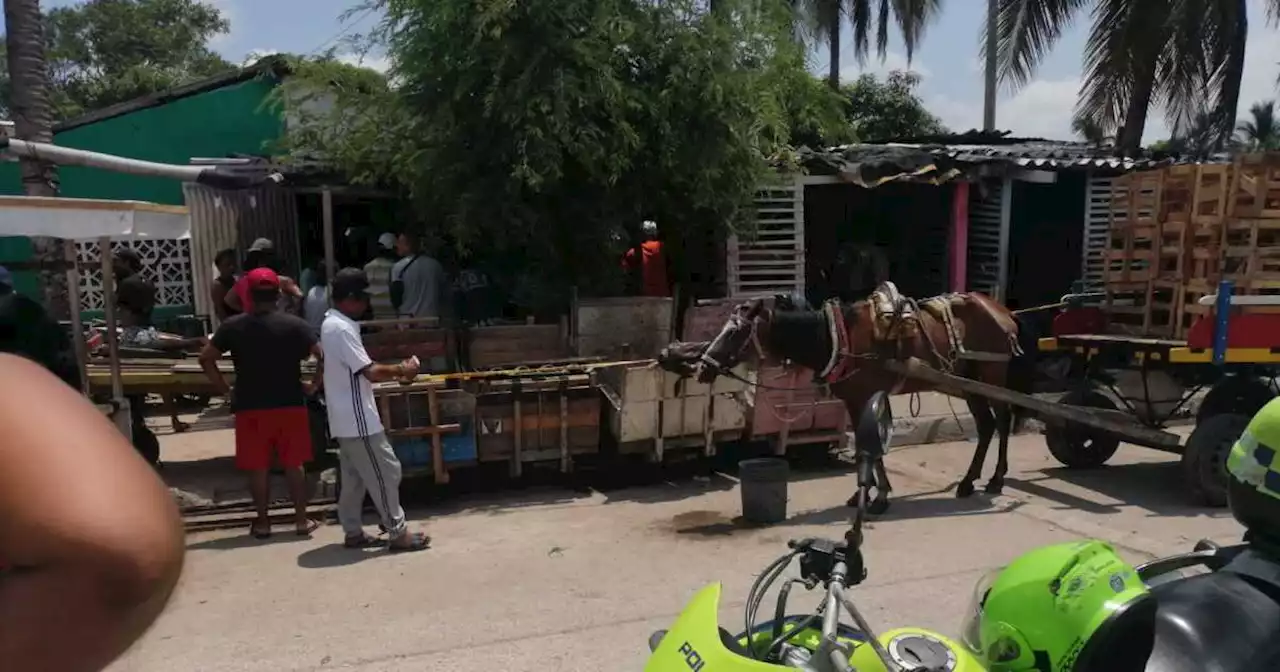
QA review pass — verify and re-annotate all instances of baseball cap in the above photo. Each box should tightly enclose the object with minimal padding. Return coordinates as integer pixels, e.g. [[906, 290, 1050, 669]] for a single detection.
[[377, 232, 397, 249], [248, 238, 275, 253], [246, 267, 280, 289], [0, 265, 11, 288], [331, 267, 371, 301]]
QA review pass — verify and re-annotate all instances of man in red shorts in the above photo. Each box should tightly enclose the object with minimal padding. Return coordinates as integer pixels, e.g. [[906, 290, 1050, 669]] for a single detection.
[[200, 267, 323, 539]]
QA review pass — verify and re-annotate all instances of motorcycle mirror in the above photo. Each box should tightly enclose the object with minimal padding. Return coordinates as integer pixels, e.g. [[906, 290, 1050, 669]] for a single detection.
[[853, 391, 893, 460]]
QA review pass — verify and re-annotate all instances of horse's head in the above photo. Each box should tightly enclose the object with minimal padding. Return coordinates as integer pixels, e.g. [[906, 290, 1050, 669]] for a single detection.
[[693, 298, 766, 383]]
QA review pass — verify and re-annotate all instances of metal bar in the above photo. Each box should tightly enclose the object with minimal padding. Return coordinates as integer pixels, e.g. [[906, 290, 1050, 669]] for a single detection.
[[63, 240, 89, 395], [99, 238, 123, 401], [1213, 279, 1234, 366]]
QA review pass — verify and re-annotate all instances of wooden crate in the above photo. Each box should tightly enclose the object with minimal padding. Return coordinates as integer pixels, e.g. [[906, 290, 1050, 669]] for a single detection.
[[1229, 154, 1280, 219], [1161, 164, 1229, 224], [464, 323, 568, 369], [1223, 218, 1280, 280], [1105, 224, 1156, 283], [471, 374, 600, 476]]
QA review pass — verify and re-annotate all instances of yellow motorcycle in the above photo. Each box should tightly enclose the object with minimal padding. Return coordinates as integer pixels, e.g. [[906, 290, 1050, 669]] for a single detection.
[[644, 392, 983, 672]]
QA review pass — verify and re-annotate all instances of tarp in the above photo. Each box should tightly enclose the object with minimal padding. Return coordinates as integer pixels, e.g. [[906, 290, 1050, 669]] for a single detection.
[[0, 196, 190, 241]]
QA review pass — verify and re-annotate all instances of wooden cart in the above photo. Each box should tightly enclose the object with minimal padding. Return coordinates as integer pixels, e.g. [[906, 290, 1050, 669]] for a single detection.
[[596, 361, 749, 462], [374, 379, 473, 484], [470, 372, 601, 476]]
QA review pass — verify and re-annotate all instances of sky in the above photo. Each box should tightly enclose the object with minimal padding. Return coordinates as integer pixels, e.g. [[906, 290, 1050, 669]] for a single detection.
[[7, 0, 1280, 144]]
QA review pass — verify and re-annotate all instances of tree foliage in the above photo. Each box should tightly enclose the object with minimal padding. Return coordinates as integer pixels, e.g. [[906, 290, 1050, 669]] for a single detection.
[[0, 0, 234, 122], [277, 0, 848, 309], [1235, 100, 1279, 151], [841, 70, 947, 141]]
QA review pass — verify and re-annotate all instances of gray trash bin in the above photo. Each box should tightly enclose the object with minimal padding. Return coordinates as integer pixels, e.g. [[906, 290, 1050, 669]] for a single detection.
[[739, 457, 789, 524]]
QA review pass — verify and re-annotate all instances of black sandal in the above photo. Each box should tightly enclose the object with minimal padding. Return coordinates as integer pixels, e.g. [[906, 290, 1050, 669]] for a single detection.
[[344, 533, 382, 549], [388, 532, 431, 553]]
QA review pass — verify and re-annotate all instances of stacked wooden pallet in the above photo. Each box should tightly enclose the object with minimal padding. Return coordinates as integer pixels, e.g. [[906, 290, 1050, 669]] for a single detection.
[[1104, 153, 1280, 338]]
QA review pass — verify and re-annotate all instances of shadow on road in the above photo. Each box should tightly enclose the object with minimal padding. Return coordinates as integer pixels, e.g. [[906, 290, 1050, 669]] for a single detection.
[[296, 543, 391, 569], [1006, 461, 1232, 519], [666, 487, 1020, 538]]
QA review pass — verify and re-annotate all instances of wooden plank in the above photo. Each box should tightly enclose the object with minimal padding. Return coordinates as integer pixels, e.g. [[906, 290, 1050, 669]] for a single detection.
[[881, 358, 1183, 450]]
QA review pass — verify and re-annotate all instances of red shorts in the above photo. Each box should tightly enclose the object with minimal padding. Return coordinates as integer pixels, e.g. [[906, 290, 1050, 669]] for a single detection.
[[233, 407, 313, 471]]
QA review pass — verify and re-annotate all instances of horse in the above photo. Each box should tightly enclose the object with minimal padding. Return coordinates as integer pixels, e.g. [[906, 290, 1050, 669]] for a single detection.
[[657, 283, 1038, 513]]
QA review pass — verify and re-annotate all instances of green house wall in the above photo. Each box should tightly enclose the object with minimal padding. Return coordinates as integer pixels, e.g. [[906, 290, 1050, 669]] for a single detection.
[[0, 76, 285, 310]]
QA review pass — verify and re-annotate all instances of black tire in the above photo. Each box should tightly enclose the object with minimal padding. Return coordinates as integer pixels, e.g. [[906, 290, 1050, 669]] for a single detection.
[[1182, 412, 1250, 508], [1197, 377, 1274, 424], [1044, 388, 1123, 469]]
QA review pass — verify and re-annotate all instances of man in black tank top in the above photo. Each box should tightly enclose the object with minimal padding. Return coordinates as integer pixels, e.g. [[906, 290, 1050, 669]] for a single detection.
[[211, 248, 241, 321]]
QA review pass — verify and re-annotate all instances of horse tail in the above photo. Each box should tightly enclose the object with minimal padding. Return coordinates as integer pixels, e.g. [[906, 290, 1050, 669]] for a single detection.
[[1008, 312, 1040, 430]]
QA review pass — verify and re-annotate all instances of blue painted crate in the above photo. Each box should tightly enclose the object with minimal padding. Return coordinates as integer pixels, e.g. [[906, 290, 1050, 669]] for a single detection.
[[390, 418, 477, 466]]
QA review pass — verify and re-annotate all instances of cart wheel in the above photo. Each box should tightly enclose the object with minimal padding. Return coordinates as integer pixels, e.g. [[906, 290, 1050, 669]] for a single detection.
[[1182, 412, 1249, 508], [1044, 388, 1122, 469]]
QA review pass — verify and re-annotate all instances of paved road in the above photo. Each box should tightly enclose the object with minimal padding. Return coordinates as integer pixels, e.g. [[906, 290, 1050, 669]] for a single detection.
[[113, 430, 1241, 672]]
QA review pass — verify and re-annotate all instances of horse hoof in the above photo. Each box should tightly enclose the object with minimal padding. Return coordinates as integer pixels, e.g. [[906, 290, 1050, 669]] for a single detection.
[[868, 498, 890, 515], [984, 481, 1004, 495], [846, 492, 861, 509], [955, 482, 976, 498]]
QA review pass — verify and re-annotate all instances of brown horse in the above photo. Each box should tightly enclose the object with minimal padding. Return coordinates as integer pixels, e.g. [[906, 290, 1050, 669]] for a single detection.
[[658, 284, 1037, 513]]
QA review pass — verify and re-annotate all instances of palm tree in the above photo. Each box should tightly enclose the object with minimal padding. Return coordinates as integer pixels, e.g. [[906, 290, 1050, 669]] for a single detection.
[[985, 0, 1280, 155], [4, 0, 66, 317], [1072, 116, 1111, 145], [1236, 100, 1279, 151], [792, 0, 943, 90]]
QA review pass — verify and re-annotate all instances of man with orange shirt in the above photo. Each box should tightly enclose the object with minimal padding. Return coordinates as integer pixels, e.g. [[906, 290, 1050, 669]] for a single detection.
[[622, 220, 669, 297]]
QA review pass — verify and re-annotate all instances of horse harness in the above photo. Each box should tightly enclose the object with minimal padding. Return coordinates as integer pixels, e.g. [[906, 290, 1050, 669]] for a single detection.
[[817, 282, 1017, 386]]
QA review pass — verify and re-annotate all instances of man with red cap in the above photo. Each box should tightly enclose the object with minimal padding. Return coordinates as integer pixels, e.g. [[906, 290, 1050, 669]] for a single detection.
[[200, 267, 323, 539]]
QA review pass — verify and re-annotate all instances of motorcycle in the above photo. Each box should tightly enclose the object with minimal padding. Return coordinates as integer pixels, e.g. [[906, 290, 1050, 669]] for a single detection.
[[644, 391, 983, 672], [645, 387, 1280, 671]]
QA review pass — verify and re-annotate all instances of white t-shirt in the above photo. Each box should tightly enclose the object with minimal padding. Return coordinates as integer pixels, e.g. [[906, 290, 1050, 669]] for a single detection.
[[320, 309, 384, 439]]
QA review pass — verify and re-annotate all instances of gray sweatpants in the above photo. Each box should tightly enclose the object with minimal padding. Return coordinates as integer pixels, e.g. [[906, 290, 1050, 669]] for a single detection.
[[335, 432, 407, 538]]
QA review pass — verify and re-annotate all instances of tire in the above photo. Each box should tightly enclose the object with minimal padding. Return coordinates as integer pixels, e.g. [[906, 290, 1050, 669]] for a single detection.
[[1044, 388, 1123, 469], [1182, 412, 1250, 508], [1197, 377, 1274, 424]]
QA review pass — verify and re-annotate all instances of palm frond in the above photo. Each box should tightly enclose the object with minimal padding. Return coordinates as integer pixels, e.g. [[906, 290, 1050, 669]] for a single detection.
[[983, 0, 1089, 90], [889, 0, 944, 62]]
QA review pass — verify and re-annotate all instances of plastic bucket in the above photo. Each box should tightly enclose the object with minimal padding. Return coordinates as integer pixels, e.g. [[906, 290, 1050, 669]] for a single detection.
[[739, 458, 790, 524]]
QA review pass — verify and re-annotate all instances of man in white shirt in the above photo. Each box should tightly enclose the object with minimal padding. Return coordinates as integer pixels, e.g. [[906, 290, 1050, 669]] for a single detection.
[[363, 233, 399, 320], [320, 268, 430, 552]]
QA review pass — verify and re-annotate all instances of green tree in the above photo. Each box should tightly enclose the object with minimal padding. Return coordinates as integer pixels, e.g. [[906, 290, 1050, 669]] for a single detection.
[[985, 0, 1280, 154], [1072, 116, 1111, 145], [1235, 100, 1279, 151], [841, 70, 947, 141], [279, 0, 846, 311], [0, 0, 233, 122]]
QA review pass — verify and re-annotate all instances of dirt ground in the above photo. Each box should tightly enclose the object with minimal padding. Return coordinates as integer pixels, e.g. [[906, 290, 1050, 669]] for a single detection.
[[110, 423, 1240, 672]]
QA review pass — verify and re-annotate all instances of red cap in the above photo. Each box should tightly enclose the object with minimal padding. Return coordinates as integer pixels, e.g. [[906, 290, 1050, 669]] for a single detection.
[[246, 267, 280, 289]]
